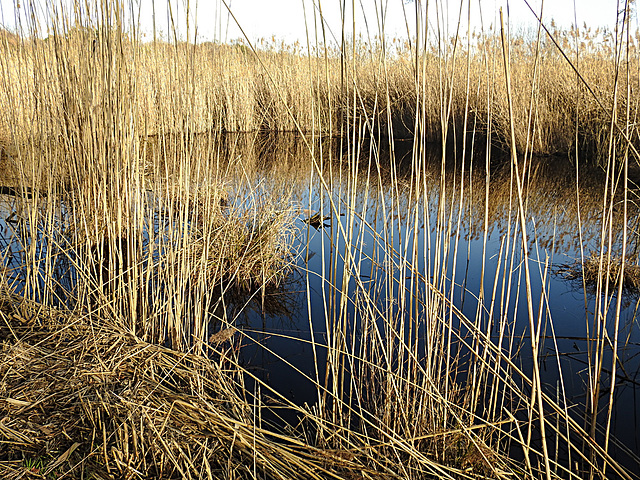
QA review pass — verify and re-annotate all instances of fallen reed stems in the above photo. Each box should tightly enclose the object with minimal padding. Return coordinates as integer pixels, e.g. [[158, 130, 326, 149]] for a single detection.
[[0, 290, 370, 479]]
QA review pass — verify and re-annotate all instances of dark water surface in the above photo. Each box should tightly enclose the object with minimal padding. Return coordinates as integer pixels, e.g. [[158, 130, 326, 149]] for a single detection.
[[223, 135, 640, 471], [1, 133, 639, 474]]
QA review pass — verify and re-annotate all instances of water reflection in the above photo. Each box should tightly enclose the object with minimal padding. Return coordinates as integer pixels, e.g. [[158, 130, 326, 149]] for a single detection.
[[1, 132, 639, 472], [195, 133, 640, 470]]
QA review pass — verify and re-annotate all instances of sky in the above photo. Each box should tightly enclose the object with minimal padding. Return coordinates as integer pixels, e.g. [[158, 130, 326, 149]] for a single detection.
[[0, 0, 630, 46], [209, 0, 623, 44]]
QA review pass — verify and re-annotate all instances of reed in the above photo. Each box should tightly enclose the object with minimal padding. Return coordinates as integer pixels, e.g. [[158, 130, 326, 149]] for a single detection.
[[0, 0, 638, 479], [2, 13, 639, 161]]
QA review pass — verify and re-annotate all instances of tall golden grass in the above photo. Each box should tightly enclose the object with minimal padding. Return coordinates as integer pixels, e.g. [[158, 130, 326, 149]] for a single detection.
[[1, 13, 638, 159]]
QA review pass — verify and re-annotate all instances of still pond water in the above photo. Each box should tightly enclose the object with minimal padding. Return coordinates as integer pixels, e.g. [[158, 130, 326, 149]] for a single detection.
[[225, 135, 640, 469], [1, 133, 638, 472]]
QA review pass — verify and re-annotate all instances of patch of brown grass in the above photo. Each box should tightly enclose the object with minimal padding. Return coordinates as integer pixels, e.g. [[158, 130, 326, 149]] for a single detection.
[[558, 252, 640, 293], [0, 290, 366, 479]]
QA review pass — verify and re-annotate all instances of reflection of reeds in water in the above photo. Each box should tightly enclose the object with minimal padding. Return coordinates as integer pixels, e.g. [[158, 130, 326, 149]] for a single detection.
[[208, 133, 634, 256]]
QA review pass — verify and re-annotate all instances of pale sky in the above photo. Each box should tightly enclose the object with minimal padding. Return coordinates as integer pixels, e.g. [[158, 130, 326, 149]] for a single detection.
[[0, 1, 628, 46]]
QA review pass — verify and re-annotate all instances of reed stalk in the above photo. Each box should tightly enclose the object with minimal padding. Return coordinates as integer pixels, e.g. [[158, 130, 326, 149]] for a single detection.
[[0, 0, 638, 478]]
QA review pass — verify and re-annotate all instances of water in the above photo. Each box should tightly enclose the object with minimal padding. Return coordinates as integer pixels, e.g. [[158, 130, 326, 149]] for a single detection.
[[1, 133, 639, 474], [228, 135, 640, 471]]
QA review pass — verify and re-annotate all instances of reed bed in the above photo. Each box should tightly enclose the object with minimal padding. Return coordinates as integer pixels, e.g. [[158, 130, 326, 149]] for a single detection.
[[1, 14, 640, 160], [0, 0, 638, 479]]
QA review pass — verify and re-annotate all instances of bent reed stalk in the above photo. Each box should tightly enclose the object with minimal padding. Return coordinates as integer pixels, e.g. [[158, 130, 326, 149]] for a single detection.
[[0, 0, 638, 479]]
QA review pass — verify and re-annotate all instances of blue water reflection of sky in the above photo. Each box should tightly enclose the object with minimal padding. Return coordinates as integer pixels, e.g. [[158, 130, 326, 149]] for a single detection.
[[236, 149, 640, 458]]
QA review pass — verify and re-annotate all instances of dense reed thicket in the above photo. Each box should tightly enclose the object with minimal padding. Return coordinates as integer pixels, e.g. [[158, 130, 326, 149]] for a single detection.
[[1, 18, 639, 160], [0, 1, 638, 479]]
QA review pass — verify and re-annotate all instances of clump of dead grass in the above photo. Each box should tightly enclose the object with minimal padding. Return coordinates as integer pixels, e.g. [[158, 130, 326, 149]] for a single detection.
[[558, 252, 640, 293], [0, 289, 365, 480], [175, 186, 299, 291]]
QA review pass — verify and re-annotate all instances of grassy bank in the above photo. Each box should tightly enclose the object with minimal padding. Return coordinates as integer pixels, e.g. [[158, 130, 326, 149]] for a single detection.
[[0, 292, 369, 480]]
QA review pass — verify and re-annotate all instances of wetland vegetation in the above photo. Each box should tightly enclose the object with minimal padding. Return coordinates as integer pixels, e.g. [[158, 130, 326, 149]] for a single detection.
[[0, 1, 639, 479]]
